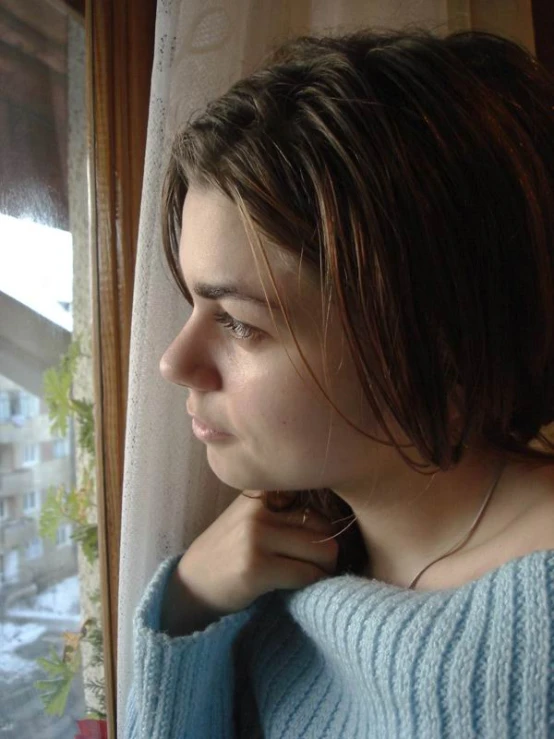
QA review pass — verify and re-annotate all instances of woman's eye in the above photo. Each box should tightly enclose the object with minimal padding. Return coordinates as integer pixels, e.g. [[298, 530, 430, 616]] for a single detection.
[[214, 311, 262, 341]]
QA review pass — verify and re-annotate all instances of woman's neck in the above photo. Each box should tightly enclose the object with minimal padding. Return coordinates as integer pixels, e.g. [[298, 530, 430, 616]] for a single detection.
[[335, 447, 547, 589]]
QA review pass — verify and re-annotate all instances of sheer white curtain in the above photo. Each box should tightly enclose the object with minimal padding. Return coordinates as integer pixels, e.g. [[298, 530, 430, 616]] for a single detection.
[[116, 0, 477, 732]]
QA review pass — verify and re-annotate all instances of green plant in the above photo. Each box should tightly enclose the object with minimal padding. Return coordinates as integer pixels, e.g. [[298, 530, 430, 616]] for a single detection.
[[81, 610, 107, 719], [35, 336, 106, 720], [35, 643, 81, 717], [43, 340, 81, 440], [39, 468, 97, 565]]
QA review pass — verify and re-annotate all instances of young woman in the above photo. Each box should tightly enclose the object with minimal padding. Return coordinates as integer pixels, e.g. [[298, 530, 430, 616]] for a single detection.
[[125, 26, 554, 738]]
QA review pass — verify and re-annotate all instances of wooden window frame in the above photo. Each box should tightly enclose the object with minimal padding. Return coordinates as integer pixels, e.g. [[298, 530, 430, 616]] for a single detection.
[[86, 0, 156, 734]]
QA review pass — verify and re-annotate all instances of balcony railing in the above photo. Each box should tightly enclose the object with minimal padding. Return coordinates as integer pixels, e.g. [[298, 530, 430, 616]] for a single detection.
[[0, 468, 34, 497], [0, 415, 52, 444]]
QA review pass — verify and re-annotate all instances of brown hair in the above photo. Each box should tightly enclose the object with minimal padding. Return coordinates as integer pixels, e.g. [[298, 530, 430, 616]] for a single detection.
[[161, 26, 554, 574]]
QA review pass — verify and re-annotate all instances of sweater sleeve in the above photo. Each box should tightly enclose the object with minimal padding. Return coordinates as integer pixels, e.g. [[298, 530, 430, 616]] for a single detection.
[[124, 554, 259, 739]]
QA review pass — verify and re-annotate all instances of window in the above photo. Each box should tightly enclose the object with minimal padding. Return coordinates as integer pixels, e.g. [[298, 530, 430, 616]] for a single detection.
[[0, 1, 114, 734], [53, 437, 70, 458], [22, 443, 39, 466], [20, 392, 40, 418], [23, 491, 38, 513], [3, 549, 19, 583], [0, 499, 7, 521], [25, 537, 44, 560], [55, 523, 72, 548], [9, 392, 21, 417], [0, 391, 9, 422]]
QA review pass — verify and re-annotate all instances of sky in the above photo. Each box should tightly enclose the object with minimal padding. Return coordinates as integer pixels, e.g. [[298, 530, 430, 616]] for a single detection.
[[0, 213, 73, 331]]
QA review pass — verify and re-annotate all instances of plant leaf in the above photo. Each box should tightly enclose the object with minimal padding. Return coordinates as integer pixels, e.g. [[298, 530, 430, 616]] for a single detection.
[[38, 488, 65, 542], [34, 644, 81, 716], [71, 524, 98, 565]]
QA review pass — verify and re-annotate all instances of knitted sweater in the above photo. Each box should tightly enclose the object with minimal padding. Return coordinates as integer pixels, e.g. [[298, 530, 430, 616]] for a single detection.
[[124, 549, 554, 738]]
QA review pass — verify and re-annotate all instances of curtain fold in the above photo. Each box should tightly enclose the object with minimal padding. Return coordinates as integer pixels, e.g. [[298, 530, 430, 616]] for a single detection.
[[116, 0, 535, 733]]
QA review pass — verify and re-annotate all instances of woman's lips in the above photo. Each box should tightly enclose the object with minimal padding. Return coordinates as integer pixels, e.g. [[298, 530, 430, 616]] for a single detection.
[[191, 416, 232, 442]]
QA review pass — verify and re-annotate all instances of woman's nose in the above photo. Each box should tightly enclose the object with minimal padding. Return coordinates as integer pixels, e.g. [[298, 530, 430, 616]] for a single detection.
[[159, 326, 219, 390], [159, 337, 187, 386]]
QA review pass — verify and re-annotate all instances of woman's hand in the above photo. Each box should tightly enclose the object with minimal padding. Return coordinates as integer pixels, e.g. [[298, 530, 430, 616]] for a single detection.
[[160, 491, 339, 635]]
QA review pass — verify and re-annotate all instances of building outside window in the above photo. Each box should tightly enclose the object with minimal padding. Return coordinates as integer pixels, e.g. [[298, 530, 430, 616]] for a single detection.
[[0, 391, 9, 422], [24, 537, 44, 560], [9, 391, 21, 417], [3, 548, 19, 583], [23, 491, 38, 513], [22, 443, 39, 466], [55, 523, 73, 548], [53, 437, 70, 458], [20, 392, 40, 418]]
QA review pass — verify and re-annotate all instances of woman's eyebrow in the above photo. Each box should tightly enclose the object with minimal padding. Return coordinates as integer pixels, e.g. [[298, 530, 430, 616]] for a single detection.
[[185, 277, 281, 312]]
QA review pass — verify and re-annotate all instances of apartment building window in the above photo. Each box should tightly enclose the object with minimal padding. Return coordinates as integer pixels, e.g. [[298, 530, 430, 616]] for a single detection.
[[0, 391, 9, 422], [25, 536, 44, 560], [9, 392, 21, 416], [23, 491, 39, 513], [0, 499, 7, 521], [56, 523, 72, 547], [3, 549, 19, 583], [22, 443, 40, 466], [53, 437, 70, 458], [20, 392, 40, 418]]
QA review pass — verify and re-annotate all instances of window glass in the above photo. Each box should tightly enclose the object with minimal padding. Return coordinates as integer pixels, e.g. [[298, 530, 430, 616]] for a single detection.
[[23, 491, 38, 512], [0, 392, 10, 422], [0, 3, 106, 737], [25, 537, 44, 561]]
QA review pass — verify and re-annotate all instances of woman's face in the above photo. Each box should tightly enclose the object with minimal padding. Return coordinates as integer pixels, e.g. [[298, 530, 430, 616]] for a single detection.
[[159, 185, 400, 495]]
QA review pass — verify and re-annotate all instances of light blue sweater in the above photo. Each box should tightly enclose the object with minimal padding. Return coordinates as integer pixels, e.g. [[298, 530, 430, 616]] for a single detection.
[[124, 549, 554, 738]]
